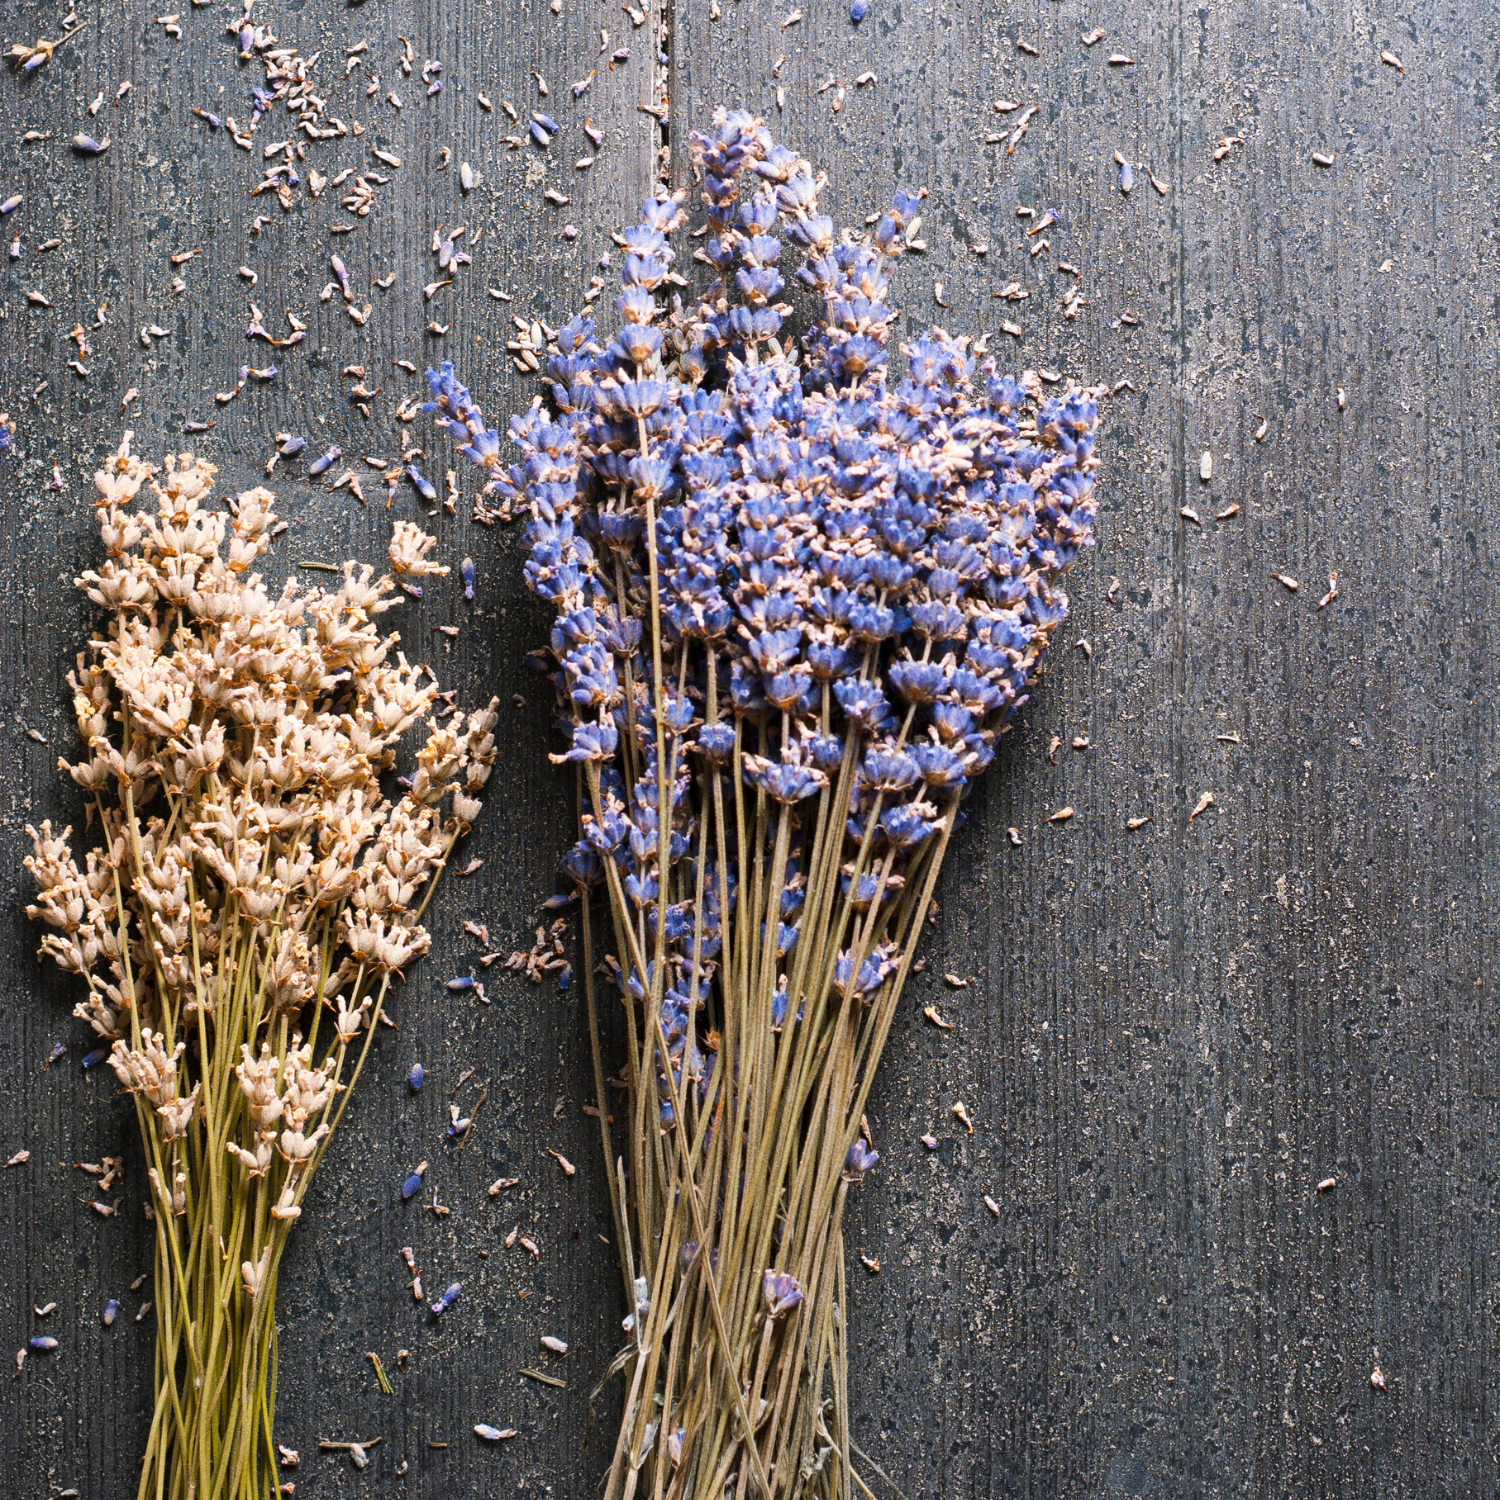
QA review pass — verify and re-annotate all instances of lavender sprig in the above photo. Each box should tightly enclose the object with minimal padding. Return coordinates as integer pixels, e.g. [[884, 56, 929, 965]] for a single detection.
[[426, 107, 1103, 1500]]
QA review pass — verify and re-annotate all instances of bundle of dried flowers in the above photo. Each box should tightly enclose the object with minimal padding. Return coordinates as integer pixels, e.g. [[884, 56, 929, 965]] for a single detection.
[[424, 109, 1102, 1499], [26, 436, 495, 1500]]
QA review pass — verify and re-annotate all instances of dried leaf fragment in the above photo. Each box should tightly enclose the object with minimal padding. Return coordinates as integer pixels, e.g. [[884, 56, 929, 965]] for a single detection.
[[1189, 792, 1215, 821]]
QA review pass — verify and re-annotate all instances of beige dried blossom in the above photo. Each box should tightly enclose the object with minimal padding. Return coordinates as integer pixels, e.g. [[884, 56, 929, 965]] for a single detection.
[[389, 520, 451, 578], [25, 435, 496, 1500]]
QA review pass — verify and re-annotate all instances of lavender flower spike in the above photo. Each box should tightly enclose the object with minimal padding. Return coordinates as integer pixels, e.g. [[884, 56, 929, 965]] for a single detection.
[[423, 108, 1105, 1500]]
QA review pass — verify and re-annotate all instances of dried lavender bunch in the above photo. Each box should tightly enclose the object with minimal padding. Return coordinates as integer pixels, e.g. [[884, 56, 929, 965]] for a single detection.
[[425, 108, 1101, 1500], [26, 437, 496, 1500]]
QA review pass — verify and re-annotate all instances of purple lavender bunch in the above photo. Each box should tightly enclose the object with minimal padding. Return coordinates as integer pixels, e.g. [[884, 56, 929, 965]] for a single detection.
[[426, 108, 1102, 1500]]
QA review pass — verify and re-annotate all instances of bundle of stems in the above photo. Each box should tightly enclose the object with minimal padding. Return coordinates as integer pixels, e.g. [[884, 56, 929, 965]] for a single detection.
[[424, 110, 1102, 1498], [25, 439, 497, 1500]]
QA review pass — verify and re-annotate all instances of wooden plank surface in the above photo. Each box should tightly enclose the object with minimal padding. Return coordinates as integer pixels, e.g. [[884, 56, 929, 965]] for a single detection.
[[668, 1, 1497, 1495], [0, 0, 1497, 1494]]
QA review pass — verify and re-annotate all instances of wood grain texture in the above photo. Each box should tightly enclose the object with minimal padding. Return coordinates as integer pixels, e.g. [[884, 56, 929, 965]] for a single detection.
[[668, 1, 1497, 1495], [1, 0, 1497, 1495]]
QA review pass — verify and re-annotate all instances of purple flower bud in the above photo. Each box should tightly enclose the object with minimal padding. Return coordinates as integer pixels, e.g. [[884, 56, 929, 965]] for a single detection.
[[460, 556, 475, 600], [71, 135, 109, 155], [81, 1047, 108, 1069], [401, 1172, 425, 1200], [446, 976, 475, 991], [407, 465, 437, 502], [408, 1062, 424, 1091], [0, 195, 22, 215], [29, 1336, 58, 1351], [308, 445, 341, 476], [102, 1299, 119, 1326], [851, 0, 868, 17], [762, 1271, 803, 1319], [844, 1140, 880, 1180]]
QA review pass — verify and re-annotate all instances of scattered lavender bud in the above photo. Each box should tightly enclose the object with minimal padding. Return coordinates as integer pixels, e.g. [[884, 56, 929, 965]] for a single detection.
[[102, 1299, 119, 1325], [408, 1062, 424, 1091], [71, 135, 109, 154], [445, 976, 475, 991], [81, 1047, 108, 1068], [277, 435, 305, 457], [529, 121, 552, 147], [29, 1336, 58, 1351], [407, 464, 437, 502], [460, 556, 475, 600], [429, 1281, 462, 1315], [474, 1424, 518, 1441], [308, 445, 341, 476], [401, 1172, 425, 1200], [44, 1041, 66, 1067], [851, 0, 868, 17], [0, 195, 22, 215]]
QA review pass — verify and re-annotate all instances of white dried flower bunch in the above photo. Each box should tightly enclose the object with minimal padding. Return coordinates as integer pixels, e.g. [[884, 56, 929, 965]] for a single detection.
[[25, 433, 497, 1499]]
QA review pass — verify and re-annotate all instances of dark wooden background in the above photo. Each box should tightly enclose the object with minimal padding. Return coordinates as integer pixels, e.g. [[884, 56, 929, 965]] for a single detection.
[[1, 0, 1496, 1493]]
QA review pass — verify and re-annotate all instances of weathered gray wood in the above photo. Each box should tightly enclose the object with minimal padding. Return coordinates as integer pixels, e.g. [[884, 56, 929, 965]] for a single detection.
[[3, 0, 1499, 1494], [0, 0, 656, 1493], [667, 2, 1497, 1495]]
